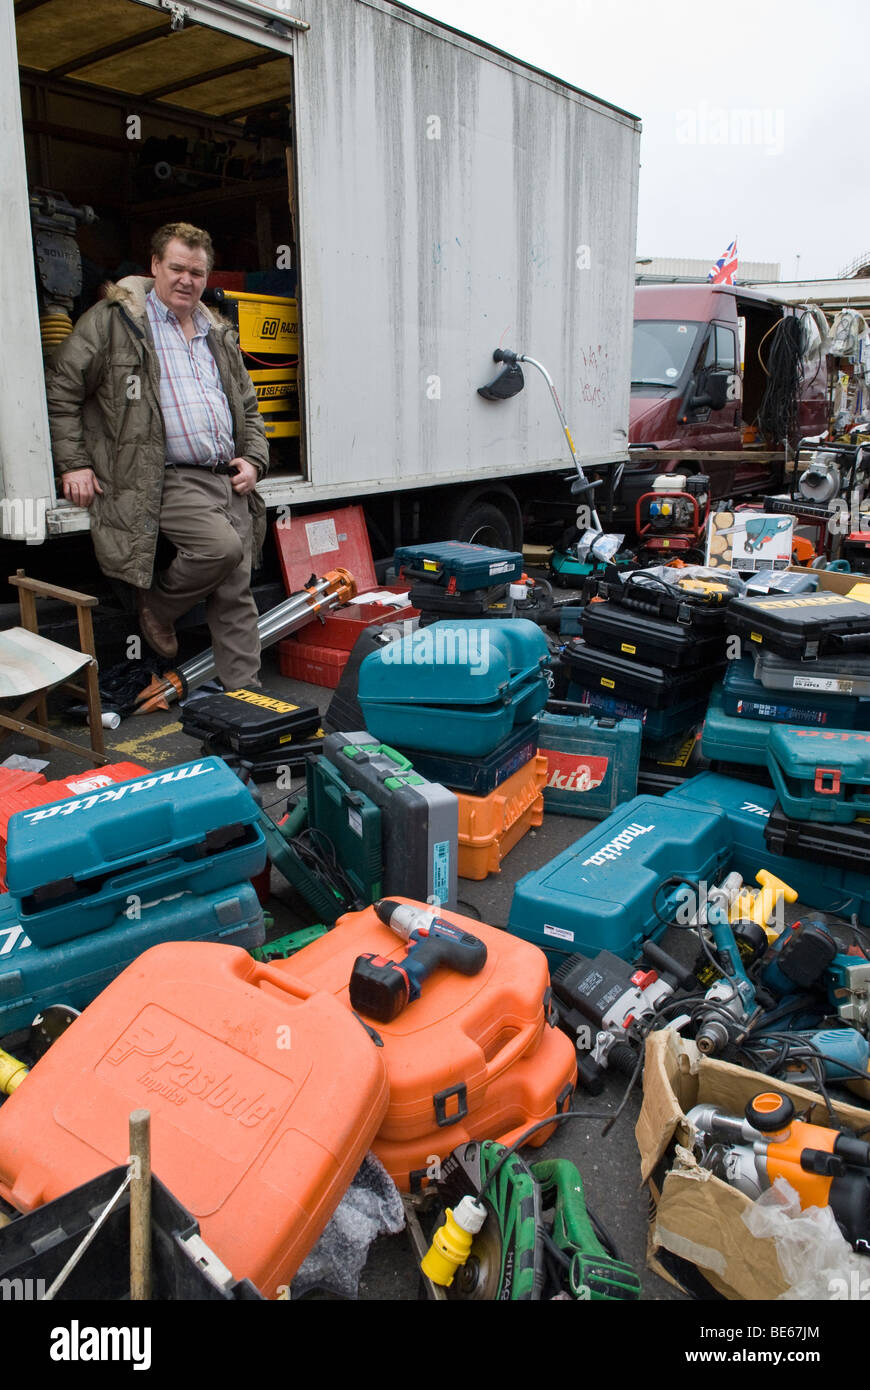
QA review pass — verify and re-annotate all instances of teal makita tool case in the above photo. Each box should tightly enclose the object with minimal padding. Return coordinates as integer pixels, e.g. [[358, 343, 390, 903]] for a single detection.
[[4, 758, 265, 949], [766, 726, 870, 823]]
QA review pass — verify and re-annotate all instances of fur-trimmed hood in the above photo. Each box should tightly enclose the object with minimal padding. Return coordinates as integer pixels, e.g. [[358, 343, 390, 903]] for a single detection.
[[104, 275, 228, 331]]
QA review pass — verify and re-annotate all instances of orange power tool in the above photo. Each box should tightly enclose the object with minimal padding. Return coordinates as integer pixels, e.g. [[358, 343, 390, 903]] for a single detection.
[[687, 1090, 870, 1254]]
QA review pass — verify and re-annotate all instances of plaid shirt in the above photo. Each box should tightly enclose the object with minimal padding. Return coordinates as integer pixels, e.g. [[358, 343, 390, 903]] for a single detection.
[[145, 289, 236, 466]]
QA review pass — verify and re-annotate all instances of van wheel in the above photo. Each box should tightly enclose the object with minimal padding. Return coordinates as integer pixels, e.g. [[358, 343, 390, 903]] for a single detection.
[[447, 499, 517, 551]]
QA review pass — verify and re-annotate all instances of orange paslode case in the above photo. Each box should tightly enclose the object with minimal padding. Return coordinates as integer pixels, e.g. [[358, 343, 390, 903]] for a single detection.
[[0, 941, 389, 1297], [284, 902, 577, 1189]]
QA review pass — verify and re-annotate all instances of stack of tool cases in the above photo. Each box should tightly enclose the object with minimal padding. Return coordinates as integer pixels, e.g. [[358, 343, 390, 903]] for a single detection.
[[561, 572, 731, 780], [356, 620, 550, 876], [0, 758, 267, 1041], [703, 589, 870, 779], [393, 541, 525, 621], [180, 686, 324, 781]]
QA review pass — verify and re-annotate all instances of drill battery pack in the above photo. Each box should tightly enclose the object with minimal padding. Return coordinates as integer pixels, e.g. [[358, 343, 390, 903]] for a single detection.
[[3, 758, 266, 950], [665, 770, 870, 926], [507, 796, 731, 966], [285, 903, 576, 1191], [579, 601, 727, 670], [535, 703, 641, 819], [722, 656, 870, 728], [179, 687, 320, 755], [727, 590, 870, 661], [562, 641, 720, 710], [0, 880, 266, 1040], [766, 726, 870, 823], [394, 541, 524, 591], [455, 754, 547, 879], [322, 733, 458, 907], [357, 619, 550, 758], [0, 941, 390, 1297]]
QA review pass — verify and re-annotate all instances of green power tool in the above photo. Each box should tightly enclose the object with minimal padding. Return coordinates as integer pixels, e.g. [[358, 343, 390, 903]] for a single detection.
[[433, 1140, 641, 1301]]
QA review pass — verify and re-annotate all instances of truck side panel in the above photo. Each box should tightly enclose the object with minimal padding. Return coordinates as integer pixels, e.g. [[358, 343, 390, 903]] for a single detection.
[[291, 0, 639, 500]]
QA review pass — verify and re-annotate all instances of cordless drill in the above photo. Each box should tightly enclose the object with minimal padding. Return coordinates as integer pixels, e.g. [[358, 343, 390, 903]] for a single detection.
[[349, 900, 487, 1023]]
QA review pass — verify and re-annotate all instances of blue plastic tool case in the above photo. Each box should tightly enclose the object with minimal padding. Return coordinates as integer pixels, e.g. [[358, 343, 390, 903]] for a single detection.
[[0, 881, 265, 1040], [665, 771, 870, 925], [394, 541, 524, 590], [701, 683, 777, 769], [562, 640, 720, 709], [579, 601, 726, 669], [4, 758, 266, 949], [722, 656, 870, 728], [393, 721, 539, 796], [765, 727, 870, 823], [322, 732, 458, 907], [357, 620, 550, 757], [507, 795, 730, 964], [535, 702, 641, 819], [726, 590, 870, 659]]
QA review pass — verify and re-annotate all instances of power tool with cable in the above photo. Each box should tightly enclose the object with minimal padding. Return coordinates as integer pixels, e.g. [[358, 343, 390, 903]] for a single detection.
[[349, 899, 487, 1023], [686, 1090, 870, 1254], [423, 1138, 642, 1300], [550, 940, 696, 1092]]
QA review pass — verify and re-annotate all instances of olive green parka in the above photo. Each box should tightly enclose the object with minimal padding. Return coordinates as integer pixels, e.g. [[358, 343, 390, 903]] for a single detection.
[[45, 276, 269, 590]]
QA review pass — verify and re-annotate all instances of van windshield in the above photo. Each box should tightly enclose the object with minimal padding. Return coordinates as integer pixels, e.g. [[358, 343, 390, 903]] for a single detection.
[[632, 320, 702, 387]]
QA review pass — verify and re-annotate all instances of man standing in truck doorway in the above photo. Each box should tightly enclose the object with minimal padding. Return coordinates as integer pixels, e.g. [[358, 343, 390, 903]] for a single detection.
[[46, 221, 269, 689]]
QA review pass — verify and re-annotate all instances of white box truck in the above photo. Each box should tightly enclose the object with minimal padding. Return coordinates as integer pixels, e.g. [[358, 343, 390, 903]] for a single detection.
[[1, 0, 640, 582]]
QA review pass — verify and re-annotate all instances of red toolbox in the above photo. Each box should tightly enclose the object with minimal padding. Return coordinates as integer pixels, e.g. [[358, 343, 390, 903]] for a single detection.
[[277, 639, 350, 688], [291, 586, 416, 650], [0, 942, 390, 1296], [285, 902, 577, 1189], [0, 762, 149, 892]]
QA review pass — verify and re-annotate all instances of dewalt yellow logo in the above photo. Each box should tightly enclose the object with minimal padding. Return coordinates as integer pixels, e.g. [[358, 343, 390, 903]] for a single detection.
[[225, 689, 300, 714]]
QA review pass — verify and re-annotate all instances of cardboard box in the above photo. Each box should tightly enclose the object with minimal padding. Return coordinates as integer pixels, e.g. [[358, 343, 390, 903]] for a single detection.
[[787, 564, 870, 599], [636, 1030, 870, 1300]]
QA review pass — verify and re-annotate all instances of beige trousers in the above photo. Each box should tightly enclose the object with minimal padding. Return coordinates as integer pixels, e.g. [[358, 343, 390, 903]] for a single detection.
[[147, 465, 260, 687]]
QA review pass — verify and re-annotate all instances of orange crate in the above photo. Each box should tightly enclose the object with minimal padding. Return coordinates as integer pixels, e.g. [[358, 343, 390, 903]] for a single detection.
[[456, 753, 547, 880], [285, 901, 576, 1189], [0, 942, 389, 1297]]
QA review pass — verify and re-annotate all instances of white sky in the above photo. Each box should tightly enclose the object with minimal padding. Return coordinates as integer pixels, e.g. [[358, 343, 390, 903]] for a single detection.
[[411, 0, 870, 280]]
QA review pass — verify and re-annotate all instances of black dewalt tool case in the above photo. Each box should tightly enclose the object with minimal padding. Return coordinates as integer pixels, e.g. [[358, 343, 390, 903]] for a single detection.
[[596, 572, 738, 633], [180, 687, 321, 754], [727, 591, 870, 660], [579, 601, 727, 670], [562, 641, 721, 710]]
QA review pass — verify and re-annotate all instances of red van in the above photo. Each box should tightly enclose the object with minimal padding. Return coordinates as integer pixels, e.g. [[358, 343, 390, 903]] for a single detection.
[[619, 283, 828, 514]]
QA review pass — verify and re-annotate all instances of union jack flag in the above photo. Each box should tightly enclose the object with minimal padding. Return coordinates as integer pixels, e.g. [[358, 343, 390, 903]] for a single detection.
[[707, 238, 738, 284]]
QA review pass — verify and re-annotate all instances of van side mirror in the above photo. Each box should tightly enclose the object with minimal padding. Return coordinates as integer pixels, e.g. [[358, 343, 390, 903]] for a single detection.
[[689, 370, 730, 413]]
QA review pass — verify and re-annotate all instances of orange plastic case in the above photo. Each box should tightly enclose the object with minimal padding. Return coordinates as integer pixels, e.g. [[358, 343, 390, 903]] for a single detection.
[[285, 902, 577, 1189], [0, 942, 389, 1297], [456, 753, 547, 880]]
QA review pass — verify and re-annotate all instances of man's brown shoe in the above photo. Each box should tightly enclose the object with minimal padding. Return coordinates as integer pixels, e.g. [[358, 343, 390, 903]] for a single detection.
[[137, 590, 178, 662]]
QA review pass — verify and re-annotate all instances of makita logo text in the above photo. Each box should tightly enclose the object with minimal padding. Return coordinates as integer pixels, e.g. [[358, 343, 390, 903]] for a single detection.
[[23, 763, 214, 823], [793, 730, 865, 742], [582, 822, 655, 866], [50, 1321, 150, 1370], [741, 801, 771, 818]]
